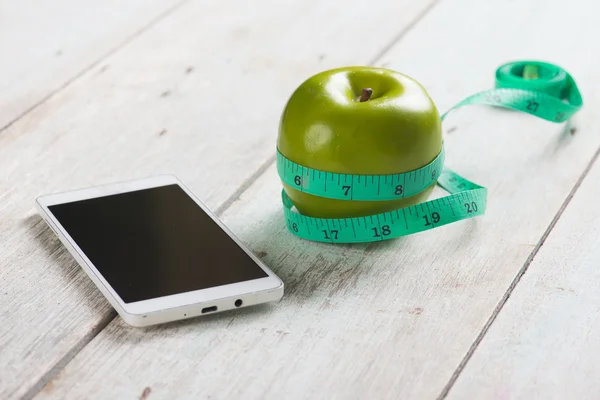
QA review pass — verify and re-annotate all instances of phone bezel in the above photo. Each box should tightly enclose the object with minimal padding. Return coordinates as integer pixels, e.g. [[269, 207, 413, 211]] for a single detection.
[[35, 175, 283, 323]]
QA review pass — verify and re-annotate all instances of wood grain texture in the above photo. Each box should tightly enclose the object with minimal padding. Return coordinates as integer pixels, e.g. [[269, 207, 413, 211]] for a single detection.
[[33, 0, 600, 399], [0, 0, 182, 130], [0, 0, 437, 398], [446, 157, 600, 397]]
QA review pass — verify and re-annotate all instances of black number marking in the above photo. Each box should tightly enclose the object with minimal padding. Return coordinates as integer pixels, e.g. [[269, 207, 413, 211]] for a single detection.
[[288, 220, 299, 232], [294, 175, 302, 186], [322, 230, 339, 240], [464, 202, 478, 214], [372, 225, 391, 237], [526, 100, 539, 112], [423, 212, 440, 226], [555, 111, 565, 121], [432, 169, 437, 179], [342, 185, 351, 196], [395, 185, 403, 195]]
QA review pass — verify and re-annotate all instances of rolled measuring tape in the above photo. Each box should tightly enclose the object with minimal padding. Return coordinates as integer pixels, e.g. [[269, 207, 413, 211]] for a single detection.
[[277, 61, 583, 243]]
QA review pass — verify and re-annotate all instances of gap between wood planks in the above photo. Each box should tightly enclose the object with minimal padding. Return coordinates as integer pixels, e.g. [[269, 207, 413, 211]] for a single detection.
[[437, 143, 600, 400], [20, 311, 117, 400], [23, 2, 442, 397], [0, 0, 191, 136]]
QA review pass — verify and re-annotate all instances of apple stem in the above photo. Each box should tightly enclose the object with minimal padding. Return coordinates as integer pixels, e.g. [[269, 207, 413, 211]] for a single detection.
[[359, 88, 373, 102]]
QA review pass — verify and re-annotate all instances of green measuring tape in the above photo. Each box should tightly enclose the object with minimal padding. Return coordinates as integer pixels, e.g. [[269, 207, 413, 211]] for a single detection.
[[277, 61, 583, 243]]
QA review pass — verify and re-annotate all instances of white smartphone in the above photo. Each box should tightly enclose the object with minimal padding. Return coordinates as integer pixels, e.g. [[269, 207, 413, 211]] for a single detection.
[[35, 175, 284, 327]]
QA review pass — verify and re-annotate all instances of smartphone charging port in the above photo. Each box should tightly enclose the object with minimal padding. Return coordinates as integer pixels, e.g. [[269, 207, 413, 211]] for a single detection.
[[201, 306, 217, 314]]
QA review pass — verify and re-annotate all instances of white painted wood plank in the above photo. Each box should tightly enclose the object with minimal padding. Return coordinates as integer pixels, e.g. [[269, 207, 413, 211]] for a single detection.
[[446, 153, 600, 395], [33, 0, 600, 399], [0, 0, 182, 130], [0, 0, 436, 398]]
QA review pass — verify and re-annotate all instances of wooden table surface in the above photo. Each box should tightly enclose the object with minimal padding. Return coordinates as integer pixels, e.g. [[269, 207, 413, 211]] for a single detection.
[[2, 0, 599, 398]]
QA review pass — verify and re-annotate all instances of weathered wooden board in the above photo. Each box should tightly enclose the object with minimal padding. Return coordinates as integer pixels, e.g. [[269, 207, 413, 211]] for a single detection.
[[0, 0, 437, 398], [447, 154, 600, 398], [33, 0, 600, 399], [0, 0, 182, 130]]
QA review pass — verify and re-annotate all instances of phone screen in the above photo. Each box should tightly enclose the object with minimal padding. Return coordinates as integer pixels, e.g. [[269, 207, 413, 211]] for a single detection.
[[48, 184, 267, 303]]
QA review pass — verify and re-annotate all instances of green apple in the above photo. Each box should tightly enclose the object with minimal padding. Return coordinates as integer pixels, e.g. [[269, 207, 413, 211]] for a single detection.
[[277, 66, 442, 219]]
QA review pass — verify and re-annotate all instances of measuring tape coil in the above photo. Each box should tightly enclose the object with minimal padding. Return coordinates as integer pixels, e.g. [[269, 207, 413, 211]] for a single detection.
[[277, 61, 583, 243]]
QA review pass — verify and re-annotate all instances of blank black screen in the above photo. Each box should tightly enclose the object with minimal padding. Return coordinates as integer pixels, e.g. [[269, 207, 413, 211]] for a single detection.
[[48, 184, 267, 303]]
